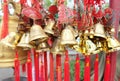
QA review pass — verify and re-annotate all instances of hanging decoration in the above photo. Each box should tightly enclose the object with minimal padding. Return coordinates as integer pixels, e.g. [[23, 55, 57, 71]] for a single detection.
[[0, 0, 120, 81]]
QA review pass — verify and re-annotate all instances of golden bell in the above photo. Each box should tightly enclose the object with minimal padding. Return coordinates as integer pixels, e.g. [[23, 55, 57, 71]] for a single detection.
[[107, 36, 120, 51], [29, 24, 48, 45], [44, 19, 55, 35], [89, 28, 94, 38], [17, 32, 33, 50], [36, 42, 50, 52], [60, 26, 77, 45], [94, 23, 106, 39], [51, 37, 65, 55], [0, 41, 27, 68], [1, 32, 22, 49], [67, 25, 78, 37]]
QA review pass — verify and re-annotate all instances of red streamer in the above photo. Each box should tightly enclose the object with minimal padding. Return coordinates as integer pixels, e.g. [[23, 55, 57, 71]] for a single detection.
[[34, 50, 39, 81], [27, 51, 32, 81], [56, 54, 62, 81], [44, 52, 48, 81], [50, 53, 54, 81], [75, 54, 80, 81], [14, 51, 20, 81], [94, 54, 99, 81], [22, 64, 26, 73], [20, 0, 27, 4], [64, 50, 70, 81], [84, 55, 90, 81], [104, 54, 110, 81], [0, 0, 8, 39]]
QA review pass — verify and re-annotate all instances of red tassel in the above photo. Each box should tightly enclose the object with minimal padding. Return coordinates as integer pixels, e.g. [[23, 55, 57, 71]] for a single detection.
[[27, 51, 32, 81], [75, 54, 80, 81], [56, 54, 62, 81], [14, 51, 20, 81], [44, 52, 48, 81], [104, 54, 110, 81], [34, 50, 39, 81], [0, 0, 8, 39], [64, 50, 70, 81], [94, 54, 99, 81], [50, 53, 54, 81], [22, 64, 26, 73], [84, 55, 90, 81]]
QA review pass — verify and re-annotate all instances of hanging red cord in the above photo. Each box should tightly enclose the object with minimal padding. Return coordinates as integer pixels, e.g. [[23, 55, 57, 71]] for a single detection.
[[104, 54, 110, 81], [50, 53, 54, 81], [94, 54, 99, 81], [84, 55, 90, 81], [0, 0, 8, 39], [14, 51, 20, 81], [56, 54, 62, 81], [27, 51, 32, 81], [75, 54, 80, 81], [64, 50, 70, 81]]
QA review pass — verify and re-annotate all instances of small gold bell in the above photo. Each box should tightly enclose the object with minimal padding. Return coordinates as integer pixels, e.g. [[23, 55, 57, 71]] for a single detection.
[[36, 42, 50, 52], [44, 19, 55, 35], [60, 25, 77, 45], [1, 32, 22, 49], [17, 32, 33, 50], [89, 28, 94, 38], [51, 37, 65, 55], [94, 23, 106, 39], [29, 24, 48, 45]]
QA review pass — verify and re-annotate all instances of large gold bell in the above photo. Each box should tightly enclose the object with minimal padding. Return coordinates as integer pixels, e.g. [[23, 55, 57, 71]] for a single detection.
[[0, 41, 27, 68], [60, 26, 77, 45], [29, 24, 48, 45], [44, 19, 55, 35], [36, 42, 50, 52], [94, 23, 106, 39], [51, 37, 65, 55], [67, 25, 78, 37], [1, 32, 21, 49], [17, 32, 33, 50]]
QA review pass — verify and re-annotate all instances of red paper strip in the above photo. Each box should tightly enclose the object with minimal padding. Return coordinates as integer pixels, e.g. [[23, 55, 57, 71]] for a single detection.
[[44, 52, 48, 81]]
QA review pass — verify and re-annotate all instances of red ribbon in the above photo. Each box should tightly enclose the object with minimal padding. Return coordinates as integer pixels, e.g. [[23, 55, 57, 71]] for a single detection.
[[14, 51, 20, 81], [75, 54, 80, 81], [22, 64, 26, 73], [27, 51, 32, 81], [84, 55, 90, 81], [64, 50, 70, 81], [56, 54, 62, 81], [104, 54, 110, 81], [44, 52, 48, 81], [50, 53, 54, 81], [0, 0, 8, 39], [34, 50, 39, 81], [94, 54, 99, 81]]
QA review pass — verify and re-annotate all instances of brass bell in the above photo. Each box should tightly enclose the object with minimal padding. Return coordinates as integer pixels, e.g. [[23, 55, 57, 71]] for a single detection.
[[94, 23, 106, 39], [107, 36, 120, 51], [1, 32, 22, 49], [44, 19, 55, 35], [29, 24, 48, 45], [89, 28, 94, 38], [51, 37, 65, 55], [17, 32, 33, 50], [36, 42, 50, 52], [60, 26, 77, 45], [67, 25, 79, 37]]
